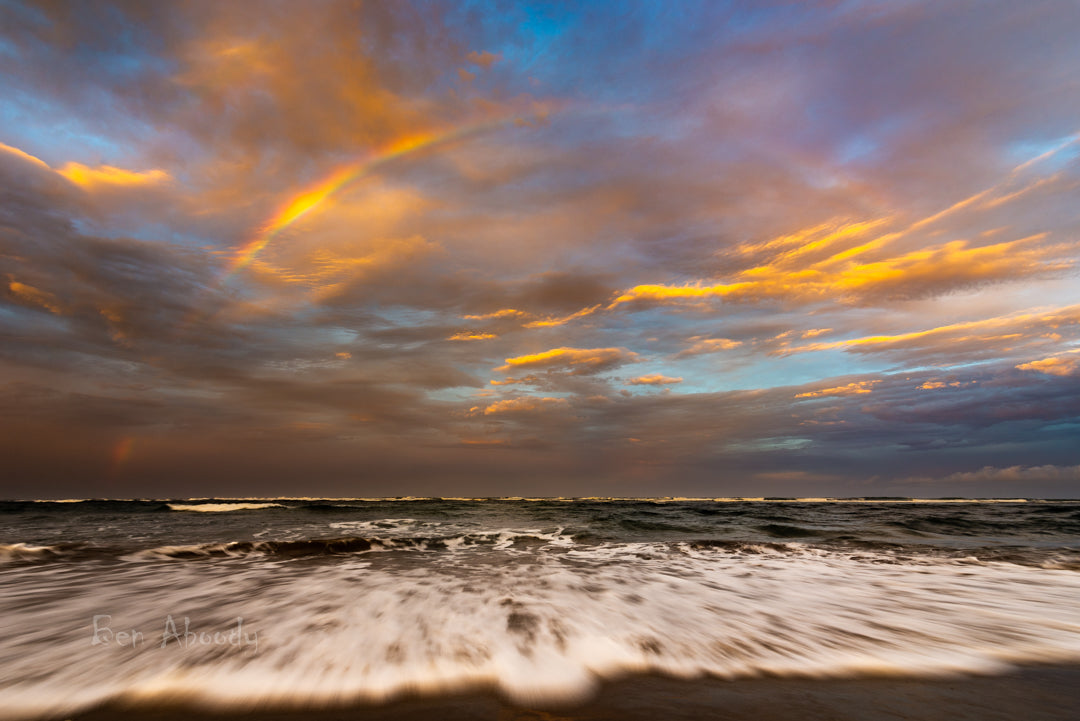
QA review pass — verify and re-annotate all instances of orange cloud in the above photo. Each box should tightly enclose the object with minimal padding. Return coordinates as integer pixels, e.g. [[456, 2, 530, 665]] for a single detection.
[[471, 397, 570, 415], [626, 374, 683, 386], [522, 305, 604, 328], [459, 305, 604, 329], [463, 309, 528, 320], [795, 380, 879, 399], [782, 305, 1080, 357], [489, 376, 542, 387], [58, 162, 170, 189], [610, 281, 748, 308], [7, 281, 64, 314], [98, 307, 130, 345], [496, 347, 639, 374], [586, 169, 1080, 322], [801, 328, 832, 338], [0, 141, 51, 170], [448, 332, 497, 341], [240, 234, 441, 309], [173, 26, 432, 159], [1016, 353, 1080, 376], [460, 438, 511, 446], [611, 232, 1070, 310], [676, 337, 742, 357], [918, 379, 975, 390], [466, 50, 501, 68]]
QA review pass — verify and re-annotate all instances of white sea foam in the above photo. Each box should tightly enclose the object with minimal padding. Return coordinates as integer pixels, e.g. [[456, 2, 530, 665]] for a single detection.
[[166, 503, 286, 512], [327, 518, 422, 532], [0, 543, 62, 562], [2, 542, 1080, 719], [125, 525, 577, 561]]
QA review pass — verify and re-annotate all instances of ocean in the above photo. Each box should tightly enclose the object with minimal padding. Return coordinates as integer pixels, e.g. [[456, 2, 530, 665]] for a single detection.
[[2, 498, 1080, 720]]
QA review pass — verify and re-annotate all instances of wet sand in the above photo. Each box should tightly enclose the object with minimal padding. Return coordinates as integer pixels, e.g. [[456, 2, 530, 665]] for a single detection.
[[71, 666, 1080, 721]]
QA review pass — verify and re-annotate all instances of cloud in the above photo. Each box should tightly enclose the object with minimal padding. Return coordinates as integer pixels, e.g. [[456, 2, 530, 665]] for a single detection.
[[626, 374, 683, 386], [7, 281, 65, 315], [794, 380, 879, 399], [607, 229, 1074, 313], [472, 396, 570, 415], [779, 305, 1080, 366], [57, 163, 170, 189], [676, 337, 742, 358], [908, 464, 1080, 485], [448, 332, 497, 341], [496, 347, 640, 375], [2, 1, 1080, 497], [918, 380, 975, 390], [464, 309, 528, 321], [522, 305, 603, 328], [466, 50, 501, 68], [1016, 351, 1080, 377], [0, 141, 169, 194], [0, 141, 50, 171]]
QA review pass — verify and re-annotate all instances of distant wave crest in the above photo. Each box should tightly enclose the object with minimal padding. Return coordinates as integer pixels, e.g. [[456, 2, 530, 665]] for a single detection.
[[166, 503, 286, 512]]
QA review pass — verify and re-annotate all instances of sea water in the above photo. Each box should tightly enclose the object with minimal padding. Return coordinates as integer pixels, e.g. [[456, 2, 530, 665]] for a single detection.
[[1, 498, 1079, 718]]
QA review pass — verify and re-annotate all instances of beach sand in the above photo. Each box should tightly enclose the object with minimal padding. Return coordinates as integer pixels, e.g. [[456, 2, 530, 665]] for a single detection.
[[70, 666, 1080, 721]]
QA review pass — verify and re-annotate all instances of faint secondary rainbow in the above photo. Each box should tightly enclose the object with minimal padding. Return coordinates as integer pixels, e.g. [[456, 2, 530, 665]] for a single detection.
[[221, 117, 521, 281]]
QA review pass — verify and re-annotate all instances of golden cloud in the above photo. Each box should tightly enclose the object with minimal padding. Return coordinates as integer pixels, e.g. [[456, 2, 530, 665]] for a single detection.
[[610, 231, 1070, 310], [466, 50, 501, 68], [8, 281, 64, 314], [625, 374, 683, 386], [1016, 353, 1080, 377], [58, 163, 170, 189], [463, 309, 528, 320], [795, 380, 880, 399], [460, 305, 604, 329], [448, 332, 497, 341], [781, 305, 1080, 357], [587, 171, 1080, 322], [522, 305, 603, 328], [676, 337, 742, 357], [471, 397, 570, 415], [0, 141, 51, 170], [496, 347, 639, 374]]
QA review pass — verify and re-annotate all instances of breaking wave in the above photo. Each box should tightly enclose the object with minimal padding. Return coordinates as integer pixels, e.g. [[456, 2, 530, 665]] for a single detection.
[[3, 540, 1080, 719], [166, 503, 287, 512], [0, 543, 66, 562]]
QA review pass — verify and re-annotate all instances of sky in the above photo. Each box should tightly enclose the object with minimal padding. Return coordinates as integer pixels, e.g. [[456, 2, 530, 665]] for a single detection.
[[1, 0, 1079, 499]]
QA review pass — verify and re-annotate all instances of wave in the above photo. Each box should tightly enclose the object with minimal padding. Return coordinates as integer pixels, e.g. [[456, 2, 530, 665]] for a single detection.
[[3, 541, 1080, 719], [0, 542, 65, 562], [297, 502, 368, 512], [134, 537, 376, 560], [754, 523, 830, 538], [131, 528, 576, 561], [618, 518, 704, 533], [884, 515, 1033, 537], [166, 503, 286, 512]]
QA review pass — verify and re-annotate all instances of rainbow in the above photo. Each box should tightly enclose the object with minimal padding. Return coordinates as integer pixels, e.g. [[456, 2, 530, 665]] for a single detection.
[[109, 436, 134, 475], [221, 117, 520, 280]]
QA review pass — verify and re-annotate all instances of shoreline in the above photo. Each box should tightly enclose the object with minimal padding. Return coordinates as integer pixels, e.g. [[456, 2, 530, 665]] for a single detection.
[[7, 496, 1078, 504], [65, 665, 1080, 721]]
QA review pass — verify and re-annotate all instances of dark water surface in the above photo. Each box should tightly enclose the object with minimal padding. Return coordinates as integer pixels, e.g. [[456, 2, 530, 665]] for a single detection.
[[2, 498, 1079, 719]]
